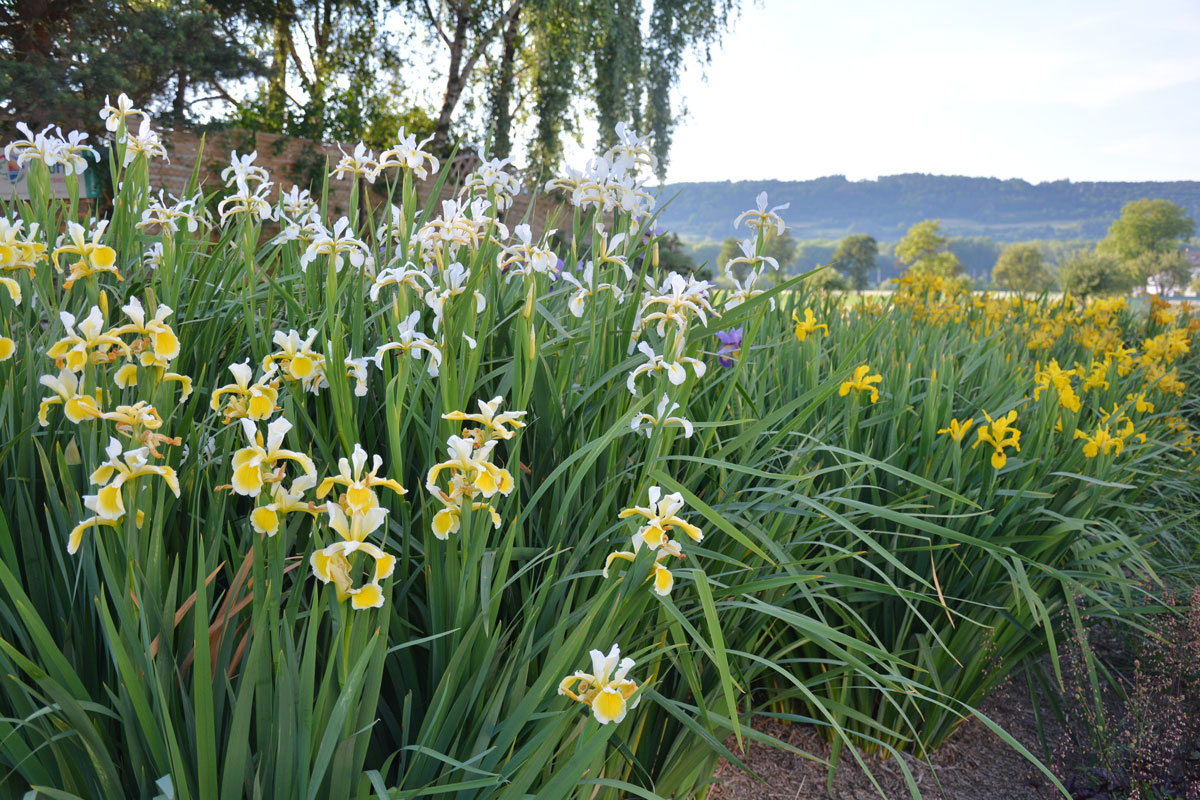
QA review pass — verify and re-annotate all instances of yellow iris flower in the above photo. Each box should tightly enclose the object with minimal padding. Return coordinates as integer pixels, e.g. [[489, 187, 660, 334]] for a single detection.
[[972, 410, 1021, 469], [1033, 360, 1081, 413], [1126, 392, 1154, 414], [839, 364, 882, 404], [1074, 425, 1124, 459], [937, 417, 975, 443], [791, 308, 828, 342]]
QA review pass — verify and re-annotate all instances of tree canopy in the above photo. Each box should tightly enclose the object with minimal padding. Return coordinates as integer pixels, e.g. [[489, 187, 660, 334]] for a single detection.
[[1, 0, 261, 129], [896, 219, 962, 278], [992, 243, 1052, 294], [1057, 250, 1131, 300], [1099, 198, 1196, 261], [831, 234, 877, 292]]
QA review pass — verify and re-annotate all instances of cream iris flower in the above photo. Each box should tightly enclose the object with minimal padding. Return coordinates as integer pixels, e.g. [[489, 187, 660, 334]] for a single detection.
[[330, 142, 378, 183], [263, 329, 328, 392], [425, 434, 515, 540], [442, 396, 527, 443], [100, 93, 145, 132], [733, 191, 789, 237], [374, 127, 440, 180], [88, 437, 181, 519], [310, 538, 395, 610], [316, 443, 406, 515], [602, 486, 701, 597], [626, 342, 706, 396], [723, 237, 778, 278], [38, 368, 102, 425], [211, 361, 280, 423], [604, 545, 681, 596], [121, 118, 168, 166], [217, 178, 274, 225], [561, 261, 623, 318], [558, 644, 641, 724], [425, 262, 486, 333], [373, 311, 443, 377], [52, 222, 120, 289], [631, 395, 694, 439], [499, 224, 558, 280], [426, 436, 514, 501], [637, 271, 716, 339], [116, 296, 180, 364], [618, 486, 703, 548], [251, 475, 318, 536], [301, 216, 371, 274], [310, 500, 396, 610], [47, 307, 130, 371], [370, 262, 435, 302], [230, 417, 317, 497]]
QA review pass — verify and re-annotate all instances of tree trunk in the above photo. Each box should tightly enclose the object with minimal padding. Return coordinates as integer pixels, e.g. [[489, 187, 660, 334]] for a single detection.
[[431, 9, 471, 154], [172, 71, 188, 119], [265, 5, 291, 130], [489, 5, 521, 159]]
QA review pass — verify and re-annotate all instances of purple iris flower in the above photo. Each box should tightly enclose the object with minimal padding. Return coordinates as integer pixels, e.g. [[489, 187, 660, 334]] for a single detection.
[[714, 328, 743, 368]]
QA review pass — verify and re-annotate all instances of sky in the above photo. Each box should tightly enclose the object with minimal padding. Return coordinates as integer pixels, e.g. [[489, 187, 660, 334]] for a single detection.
[[660, 0, 1200, 185]]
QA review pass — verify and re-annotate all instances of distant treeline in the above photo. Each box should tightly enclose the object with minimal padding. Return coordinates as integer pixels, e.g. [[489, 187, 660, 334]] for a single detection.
[[656, 174, 1200, 242], [686, 236, 1097, 285]]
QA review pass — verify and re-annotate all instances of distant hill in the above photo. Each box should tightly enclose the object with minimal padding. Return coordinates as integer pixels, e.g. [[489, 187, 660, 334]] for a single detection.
[[654, 174, 1200, 243]]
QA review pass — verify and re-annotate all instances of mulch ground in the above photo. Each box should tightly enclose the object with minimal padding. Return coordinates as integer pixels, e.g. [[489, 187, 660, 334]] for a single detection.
[[707, 681, 1062, 800]]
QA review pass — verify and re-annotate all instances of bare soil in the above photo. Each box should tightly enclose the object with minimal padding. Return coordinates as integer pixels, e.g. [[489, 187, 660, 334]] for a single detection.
[[707, 681, 1062, 800]]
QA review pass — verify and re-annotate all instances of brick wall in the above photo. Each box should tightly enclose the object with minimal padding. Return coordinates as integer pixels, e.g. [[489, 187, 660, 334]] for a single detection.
[[147, 126, 555, 237]]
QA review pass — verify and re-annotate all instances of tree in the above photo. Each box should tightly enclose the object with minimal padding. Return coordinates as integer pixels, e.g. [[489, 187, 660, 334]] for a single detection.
[[464, 0, 742, 176], [992, 243, 1052, 294], [831, 234, 877, 293], [1058, 250, 1131, 301], [1, 0, 262, 130], [1132, 250, 1193, 296], [896, 219, 962, 278], [804, 266, 847, 292], [227, 0, 427, 147], [1099, 198, 1196, 262]]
